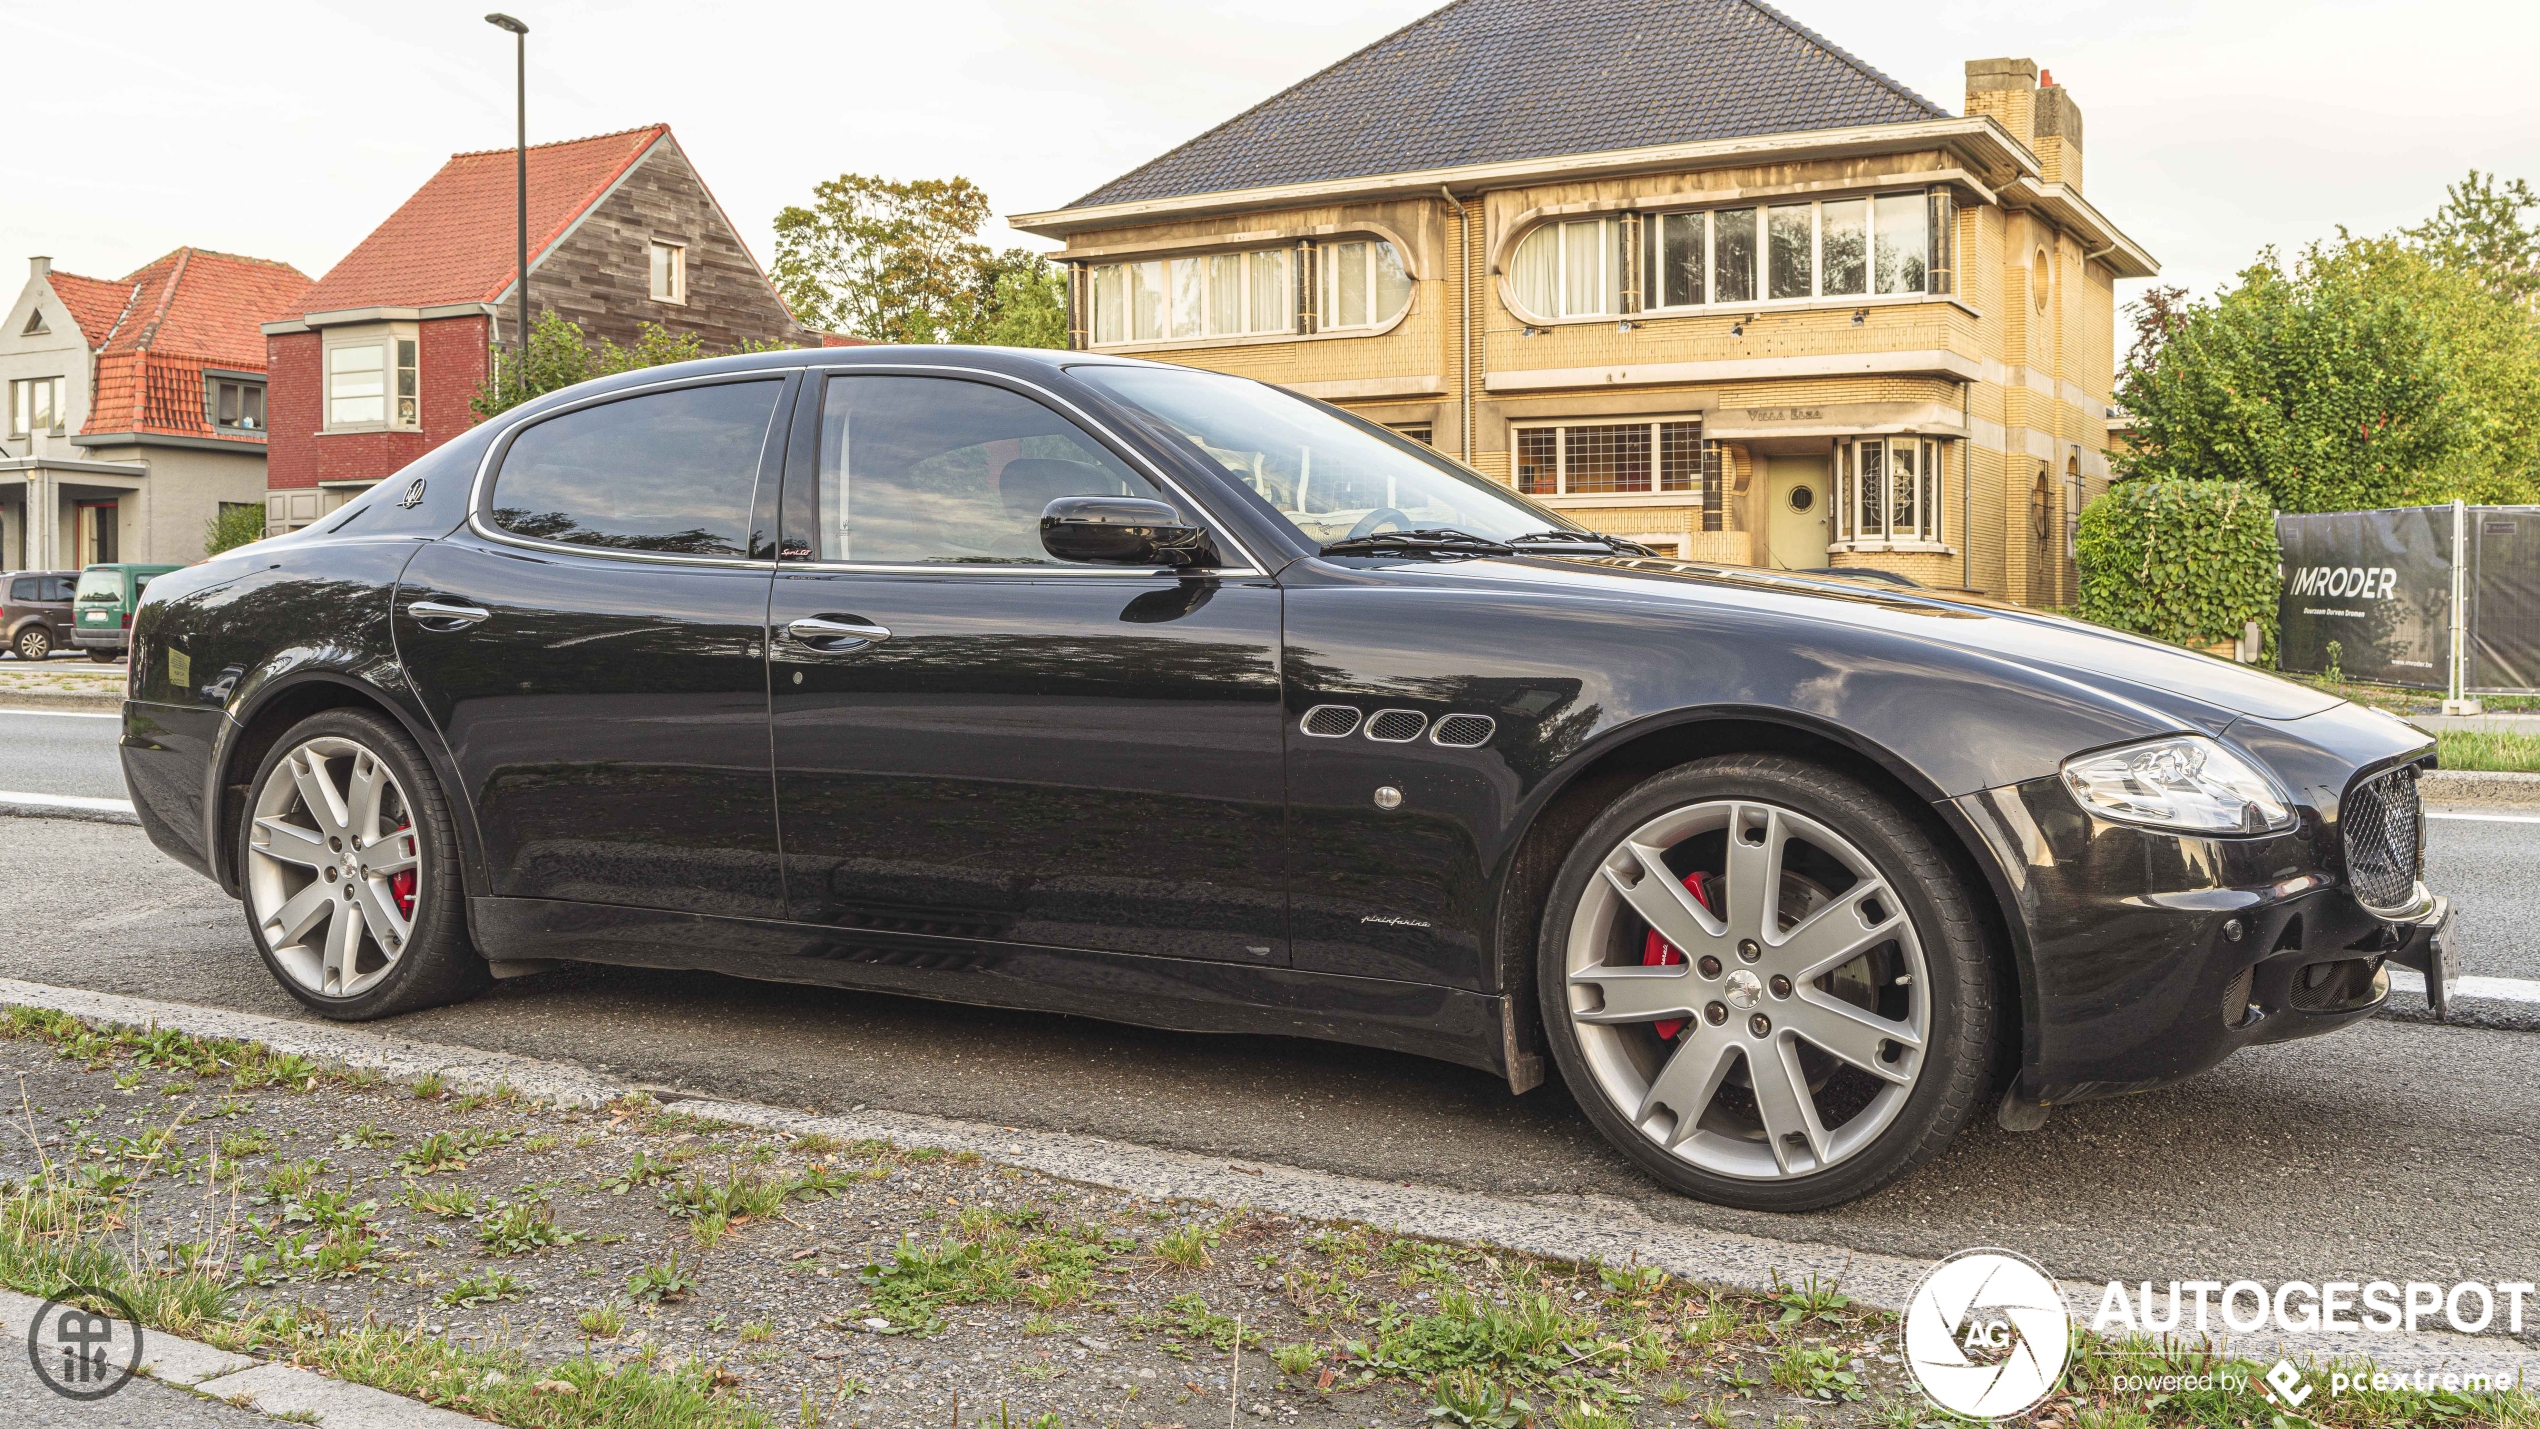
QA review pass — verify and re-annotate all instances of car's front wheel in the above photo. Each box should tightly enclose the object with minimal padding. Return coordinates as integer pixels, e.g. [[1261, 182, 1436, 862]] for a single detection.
[[1538, 753, 1994, 1211], [14, 627, 49, 661], [238, 708, 488, 1019]]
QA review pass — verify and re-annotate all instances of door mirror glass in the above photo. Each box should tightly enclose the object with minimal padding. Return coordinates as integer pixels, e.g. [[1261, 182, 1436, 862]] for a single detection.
[[1038, 496, 1204, 566]]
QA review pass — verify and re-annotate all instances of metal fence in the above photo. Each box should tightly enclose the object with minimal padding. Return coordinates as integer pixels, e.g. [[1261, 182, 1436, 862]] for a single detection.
[[2277, 502, 2540, 696]]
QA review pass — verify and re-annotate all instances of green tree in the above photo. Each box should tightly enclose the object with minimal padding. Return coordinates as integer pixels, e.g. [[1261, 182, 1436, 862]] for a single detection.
[[204, 502, 264, 556], [2114, 235, 2540, 510], [2402, 169, 2540, 305], [471, 313, 782, 421], [771, 176, 1067, 347]]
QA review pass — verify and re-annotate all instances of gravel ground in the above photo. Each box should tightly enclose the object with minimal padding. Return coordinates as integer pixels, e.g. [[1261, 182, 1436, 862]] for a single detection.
[[0, 1011, 1917, 1428]]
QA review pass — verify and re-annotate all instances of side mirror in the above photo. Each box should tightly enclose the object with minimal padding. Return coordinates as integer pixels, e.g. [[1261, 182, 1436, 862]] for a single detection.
[[1040, 496, 1208, 567]]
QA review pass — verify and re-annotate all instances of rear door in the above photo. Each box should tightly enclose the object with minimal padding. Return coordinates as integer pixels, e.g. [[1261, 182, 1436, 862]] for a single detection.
[[396, 372, 794, 918], [767, 369, 1289, 963]]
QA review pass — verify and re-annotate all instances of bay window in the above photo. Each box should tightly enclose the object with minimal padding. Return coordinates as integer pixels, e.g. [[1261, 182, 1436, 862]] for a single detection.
[[1834, 436, 1947, 545], [1510, 218, 1624, 318], [1088, 247, 1293, 344], [324, 327, 420, 431]]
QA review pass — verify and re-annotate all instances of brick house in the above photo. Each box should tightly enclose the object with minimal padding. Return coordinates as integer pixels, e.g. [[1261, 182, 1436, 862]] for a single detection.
[[260, 124, 808, 533], [1015, 0, 2157, 603], [2, 249, 310, 570]]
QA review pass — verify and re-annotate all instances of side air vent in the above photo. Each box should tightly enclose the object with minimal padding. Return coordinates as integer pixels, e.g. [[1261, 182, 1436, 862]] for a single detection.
[[1301, 705, 1362, 738], [1431, 713, 1497, 748], [1365, 709, 1428, 743]]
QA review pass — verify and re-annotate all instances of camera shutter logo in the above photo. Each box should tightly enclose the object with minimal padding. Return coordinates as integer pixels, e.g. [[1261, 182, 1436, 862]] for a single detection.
[[1902, 1249, 2070, 1419], [26, 1285, 143, 1401]]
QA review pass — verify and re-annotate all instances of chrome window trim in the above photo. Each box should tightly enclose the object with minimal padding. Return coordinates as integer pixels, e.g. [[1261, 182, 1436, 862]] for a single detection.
[[774, 562, 1265, 578], [791, 361, 1269, 577], [464, 368, 797, 570]]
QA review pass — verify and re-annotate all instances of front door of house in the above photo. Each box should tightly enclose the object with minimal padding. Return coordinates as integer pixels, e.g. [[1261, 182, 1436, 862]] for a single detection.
[[1764, 457, 1829, 568]]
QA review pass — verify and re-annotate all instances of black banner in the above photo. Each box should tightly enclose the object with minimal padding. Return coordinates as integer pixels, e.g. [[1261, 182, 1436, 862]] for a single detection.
[[2275, 507, 2452, 689], [2471, 507, 2540, 692]]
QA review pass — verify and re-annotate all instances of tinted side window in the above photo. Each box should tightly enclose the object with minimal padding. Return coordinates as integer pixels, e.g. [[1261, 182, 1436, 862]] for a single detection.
[[793, 375, 1161, 564], [7, 579, 32, 602], [42, 577, 74, 602], [490, 380, 782, 557]]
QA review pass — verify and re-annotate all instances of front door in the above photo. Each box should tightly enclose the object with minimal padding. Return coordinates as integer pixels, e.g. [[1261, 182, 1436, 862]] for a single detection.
[[767, 370, 1288, 964], [396, 373, 793, 919], [1765, 457, 1830, 569]]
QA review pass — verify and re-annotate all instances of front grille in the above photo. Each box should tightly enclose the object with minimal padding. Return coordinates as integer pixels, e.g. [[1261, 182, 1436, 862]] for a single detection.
[[2289, 957, 2384, 1012], [2342, 765, 2424, 915], [1365, 709, 1428, 743]]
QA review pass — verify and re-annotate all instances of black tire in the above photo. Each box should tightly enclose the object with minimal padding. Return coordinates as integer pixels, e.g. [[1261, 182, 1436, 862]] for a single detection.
[[14, 626, 49, 661], [237, 708, 489, 1020], [87, 648, 119, 663], [1536, 752, 1995, 1211]]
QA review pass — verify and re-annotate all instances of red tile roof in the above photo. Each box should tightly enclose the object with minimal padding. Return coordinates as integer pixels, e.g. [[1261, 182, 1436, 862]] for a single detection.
[[284, 125, 670, 319], [45, 271, 135, 348], [70, 247, 313, 444]]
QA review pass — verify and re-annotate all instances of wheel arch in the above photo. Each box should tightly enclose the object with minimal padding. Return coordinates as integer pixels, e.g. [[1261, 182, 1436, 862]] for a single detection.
[[1487, 709, 2032, 1097], [210, 671, 481, 900]]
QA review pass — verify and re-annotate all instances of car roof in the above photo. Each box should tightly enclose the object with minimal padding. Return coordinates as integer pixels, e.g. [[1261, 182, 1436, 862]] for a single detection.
[[491, 344, 1191, 426]]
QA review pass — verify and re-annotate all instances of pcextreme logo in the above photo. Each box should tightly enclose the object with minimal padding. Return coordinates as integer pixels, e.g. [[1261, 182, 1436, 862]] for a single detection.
[[1903, 1249, 2072, 1420]]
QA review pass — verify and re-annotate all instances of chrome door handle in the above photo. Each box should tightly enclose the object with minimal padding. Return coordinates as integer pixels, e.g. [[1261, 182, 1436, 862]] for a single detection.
[[786, 617, 890, 647], [407, 600, 491, 630]]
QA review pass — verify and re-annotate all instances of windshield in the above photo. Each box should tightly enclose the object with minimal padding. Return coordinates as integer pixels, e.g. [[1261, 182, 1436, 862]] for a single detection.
[[73, 570, 122, 602], [1073, 365, 1573, 547]]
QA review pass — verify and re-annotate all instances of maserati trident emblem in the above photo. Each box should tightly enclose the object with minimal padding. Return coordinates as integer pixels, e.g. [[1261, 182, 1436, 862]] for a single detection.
[[397, 477, 427, 508]]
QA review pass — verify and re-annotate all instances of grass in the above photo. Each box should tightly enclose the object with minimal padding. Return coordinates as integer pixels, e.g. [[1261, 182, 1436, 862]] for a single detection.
[[477, 1198, 587, 1256], [854, 1213, 1128, 1334], [578, 1302, 627, 1338], [2437, 728, 2540, 772], [438, 1269, 528, 1307]]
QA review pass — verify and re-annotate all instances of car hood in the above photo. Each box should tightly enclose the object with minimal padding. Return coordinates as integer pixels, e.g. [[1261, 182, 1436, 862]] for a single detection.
[[1458, 556, 2342, 729]]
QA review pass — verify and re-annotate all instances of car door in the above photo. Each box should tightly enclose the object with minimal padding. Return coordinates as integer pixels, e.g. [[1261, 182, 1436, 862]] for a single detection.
[[767, 368, 1288, 964], [396, 372, 794, 919]]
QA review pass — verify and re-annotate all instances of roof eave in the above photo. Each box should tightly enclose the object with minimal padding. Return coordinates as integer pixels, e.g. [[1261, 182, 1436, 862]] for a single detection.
[[2003, 178, 2161, 278], [1013, 116, 2040, 237]]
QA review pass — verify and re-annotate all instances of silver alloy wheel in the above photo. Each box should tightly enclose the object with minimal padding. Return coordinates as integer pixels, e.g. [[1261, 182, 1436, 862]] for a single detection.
[[245, 735, 421, 999], [1562, 798, 1929, 1180]]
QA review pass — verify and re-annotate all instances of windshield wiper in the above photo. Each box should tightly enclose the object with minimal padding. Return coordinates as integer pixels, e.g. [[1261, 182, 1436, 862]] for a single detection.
[[1506, 530, 1657, 556], [1319, 528, 1515, 558]]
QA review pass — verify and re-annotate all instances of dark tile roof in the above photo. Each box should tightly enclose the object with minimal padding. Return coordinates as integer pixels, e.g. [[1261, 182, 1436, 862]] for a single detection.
[[1070, 0, 1949, 209]]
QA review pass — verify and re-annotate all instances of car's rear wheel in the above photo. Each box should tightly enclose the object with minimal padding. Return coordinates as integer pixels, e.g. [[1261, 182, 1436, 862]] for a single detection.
[[1538, 753, 1993, 1211], [14, 627, 49, 661], [239, 709, 488, 1019], [87, 648, 118, 663]]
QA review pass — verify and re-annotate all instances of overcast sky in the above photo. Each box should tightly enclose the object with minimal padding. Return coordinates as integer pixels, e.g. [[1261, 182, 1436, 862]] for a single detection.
[[6, 0, 2537, 314]]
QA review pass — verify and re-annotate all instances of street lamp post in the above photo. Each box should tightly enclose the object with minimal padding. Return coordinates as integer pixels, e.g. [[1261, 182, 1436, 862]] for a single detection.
[[485, 13, 530, 380]]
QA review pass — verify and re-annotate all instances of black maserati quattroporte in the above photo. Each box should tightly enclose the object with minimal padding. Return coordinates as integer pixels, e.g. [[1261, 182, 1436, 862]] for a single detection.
[[120, 347, 2456, 1209]]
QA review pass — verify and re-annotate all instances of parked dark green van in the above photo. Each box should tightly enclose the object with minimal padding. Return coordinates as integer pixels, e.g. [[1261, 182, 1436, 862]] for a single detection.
[[71, 563, 181, 661]]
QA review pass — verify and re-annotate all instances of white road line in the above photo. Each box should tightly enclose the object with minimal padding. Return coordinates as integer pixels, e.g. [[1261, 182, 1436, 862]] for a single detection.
[[2427, 810, 2540, 824], [0, 789, 134, 814], [0, 706, 118, 719], [2388, 966, 2540, 1006]]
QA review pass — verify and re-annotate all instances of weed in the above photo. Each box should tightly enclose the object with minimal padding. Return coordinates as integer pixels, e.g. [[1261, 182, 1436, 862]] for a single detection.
[[478, 1199, 585, 1256], [1428, 1365, 1532, 1427], [1128, 1292, 1258, 1352], [218, 1129, 274, 1160], [438, 1271, 527, 1308], [1272, 1342, 1322, 1376], [1022, 1313, 1059, 1336], [791, 1133, 841, 1156], [600, 1149, 678, 1194], [394, 1132, 469, 1175], [1765, 1270, 1853, 1326], [1768, 1342, 1860, 1401], [627, 1250, 701, 1305], [739, 1319, 774, 1343], [335, 1123, 396, 1151], [1548, 1399, 1629, 1429], [662, 1166, 786, 1223], [411, 1072, 446, 1100], [522, 1134, 559, 1154], [400, 1184, 482, 1220], [1156, 1218, 1221, 1269], [578, 1303, 627, 1338]]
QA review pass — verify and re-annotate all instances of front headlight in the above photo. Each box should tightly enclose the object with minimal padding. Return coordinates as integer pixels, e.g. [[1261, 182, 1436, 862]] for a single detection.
[[2060, 735, 2296, 835]]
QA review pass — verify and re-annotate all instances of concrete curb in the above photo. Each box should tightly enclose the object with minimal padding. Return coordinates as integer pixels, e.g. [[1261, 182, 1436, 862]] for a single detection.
[[0, 1286, 479, 1428], [0, 976, 2528, 1383], [2423, 768, 2540, 809], [0, 790, 138, 825], [0, 688, 120, 713]]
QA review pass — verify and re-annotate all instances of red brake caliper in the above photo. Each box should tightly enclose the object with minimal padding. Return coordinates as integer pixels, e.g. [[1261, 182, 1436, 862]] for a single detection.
[[1641, 869, 1714, 1039], [389, 820, 417, 918]]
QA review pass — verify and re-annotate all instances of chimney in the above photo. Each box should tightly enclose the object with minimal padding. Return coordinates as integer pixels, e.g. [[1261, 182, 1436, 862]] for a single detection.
[[29, 256, 51, 279], [1965, 58, 2083, 191]]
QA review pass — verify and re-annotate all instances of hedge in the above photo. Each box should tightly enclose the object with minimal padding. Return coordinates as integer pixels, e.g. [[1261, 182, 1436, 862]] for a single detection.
[[2074, 478, 2280, 648]]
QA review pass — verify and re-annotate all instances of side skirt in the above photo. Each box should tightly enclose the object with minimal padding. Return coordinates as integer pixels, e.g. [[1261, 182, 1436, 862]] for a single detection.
[[469, 897, 1511, 1078]]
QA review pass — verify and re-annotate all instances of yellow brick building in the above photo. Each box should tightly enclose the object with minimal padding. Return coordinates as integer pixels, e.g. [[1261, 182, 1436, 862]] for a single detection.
[[1014, 1, 2156, 603]]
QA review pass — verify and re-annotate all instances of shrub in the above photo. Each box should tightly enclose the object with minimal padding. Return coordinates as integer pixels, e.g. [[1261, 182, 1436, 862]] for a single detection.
[[2075, 478, 2280, 649]]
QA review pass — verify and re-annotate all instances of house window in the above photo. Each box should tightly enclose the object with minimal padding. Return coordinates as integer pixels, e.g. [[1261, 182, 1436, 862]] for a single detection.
[[1317, 239, 1412, 330], [649, 241, 687, 304], [209, 378, 266, 433], [1833, 437, 1946, 545], [1088, 248, 1293, 345], [1388, 424, 1433, 446], [1510, 218, 1624, 318], [1512, 418, 1704, 500], [8, 377, 64, 438], [324, 329, 420, 430]]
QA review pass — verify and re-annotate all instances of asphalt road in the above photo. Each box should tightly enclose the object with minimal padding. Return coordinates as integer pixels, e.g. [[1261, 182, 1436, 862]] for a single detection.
[[9, 706, 2533, 981], [3, 814, 2535, 1318]]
